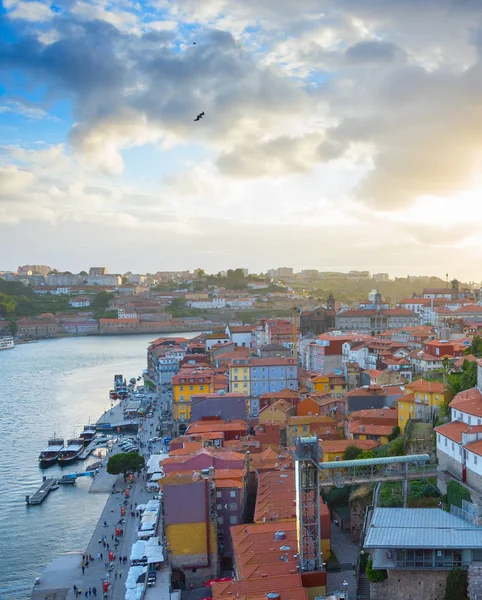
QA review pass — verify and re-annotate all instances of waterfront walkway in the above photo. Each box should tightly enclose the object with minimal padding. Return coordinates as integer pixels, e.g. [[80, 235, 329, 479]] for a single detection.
[[37, 390, 168, 600]]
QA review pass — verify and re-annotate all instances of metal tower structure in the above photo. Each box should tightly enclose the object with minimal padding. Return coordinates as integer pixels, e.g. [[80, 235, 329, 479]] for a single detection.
[[295, 436, 322, 572], [293, 436, 433, 574]]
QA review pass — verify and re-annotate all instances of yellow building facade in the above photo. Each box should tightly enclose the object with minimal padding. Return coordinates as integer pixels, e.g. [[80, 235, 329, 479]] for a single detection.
[[172, 369, 214, 422]]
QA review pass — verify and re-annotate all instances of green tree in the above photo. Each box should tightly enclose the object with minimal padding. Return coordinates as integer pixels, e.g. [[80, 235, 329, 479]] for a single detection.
[[460, 361, 477, 391], [344, 445, 364, 461], [465, 335, 482, 357], [444, 567, 468, 600], [8, 319, 18, 335], [79, 271, 88, 276], [366, 557, 387, 583], [91, 291, 114, 309], [107, 452, 145, 480], [388, 426, 401, 441], [0, 292, 16, 316], [447, 480, 471, 509]]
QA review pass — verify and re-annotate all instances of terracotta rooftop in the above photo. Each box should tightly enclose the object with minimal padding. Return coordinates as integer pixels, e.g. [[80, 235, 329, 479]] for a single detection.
[[187, 420, 248, 434], [435, 420, 470, 443], [405, 379, 447, 394], [450, 386, 482, 418], [211, 574, 307, 600], [349, 422, 395, 436], [320, 439, 378, 453]]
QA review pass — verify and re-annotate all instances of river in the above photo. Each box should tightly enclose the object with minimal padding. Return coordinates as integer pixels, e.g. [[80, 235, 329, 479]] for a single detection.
[[0, 333, 200, 600]]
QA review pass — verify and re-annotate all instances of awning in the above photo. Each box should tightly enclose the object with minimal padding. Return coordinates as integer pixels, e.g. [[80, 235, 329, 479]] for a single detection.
[[146, 537, 165, 563], [130, 541, 146, 562]]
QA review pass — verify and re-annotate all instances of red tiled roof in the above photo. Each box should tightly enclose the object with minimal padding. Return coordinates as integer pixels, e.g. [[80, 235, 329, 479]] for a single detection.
[[405, 379, 446, 394], [321, 439, 378, 453], [450, 386, 482, 418], [349, 422, 395, 436], [435, 420, 469, 443]]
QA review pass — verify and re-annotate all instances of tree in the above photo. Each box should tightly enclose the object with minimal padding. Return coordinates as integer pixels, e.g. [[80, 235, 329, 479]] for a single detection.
[[107, 452, 145, 480], [444, 567, 468, 600], [366, 557, 387, 583], [465, 335, 482, 357], [79, 270, 88, 276], [8, 319, 18, 335], [344, 445, 364, 461], [388, 426, 401, 442], [460, 360, 477, 391], [0, 292, 16, 316], [91, 291, 114, 309]]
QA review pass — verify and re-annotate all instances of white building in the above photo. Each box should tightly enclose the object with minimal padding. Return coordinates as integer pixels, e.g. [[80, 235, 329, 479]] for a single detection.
[[435, 359, 482, 493], [342, 341, 368, 369], [69, 296, 90, 308], [86, 274, 122, 286], [118, 308, 138, 319], [226, 324, 254, 348], [225, 298, 255, 308], [188, 298, 226, 309], [205, 334, 231, 351]]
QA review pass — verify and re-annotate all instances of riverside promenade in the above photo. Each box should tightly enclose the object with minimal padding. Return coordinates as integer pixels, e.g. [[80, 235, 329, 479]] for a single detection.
[[33, 390, 167, 600]]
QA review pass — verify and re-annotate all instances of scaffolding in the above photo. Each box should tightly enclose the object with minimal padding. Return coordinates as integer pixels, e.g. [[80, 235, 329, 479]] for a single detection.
[[295, 436, 322, 572]]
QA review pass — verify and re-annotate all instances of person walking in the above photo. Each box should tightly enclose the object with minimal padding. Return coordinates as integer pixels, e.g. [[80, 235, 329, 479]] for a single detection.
[[92, 586, 97, 597], [82, 565, 85, 575]]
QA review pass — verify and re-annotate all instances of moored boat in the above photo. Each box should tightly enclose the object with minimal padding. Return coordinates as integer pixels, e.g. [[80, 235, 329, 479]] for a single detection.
[[0, 336, 14, 350], [58, 438, 84, 464], [39, 437, 65, 467], [79, 425, 96, 445]]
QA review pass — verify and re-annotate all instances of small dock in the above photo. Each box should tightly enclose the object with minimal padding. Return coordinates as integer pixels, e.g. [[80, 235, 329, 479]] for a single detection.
[[26, 478, 58, 505], [79, 438, 98, 460]]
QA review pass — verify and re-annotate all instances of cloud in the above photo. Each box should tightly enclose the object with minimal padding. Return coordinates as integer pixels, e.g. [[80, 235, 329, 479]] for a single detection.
[[0, 165, 35, 195], [4, 0, 482, 274], [7, 1, 54, 22]]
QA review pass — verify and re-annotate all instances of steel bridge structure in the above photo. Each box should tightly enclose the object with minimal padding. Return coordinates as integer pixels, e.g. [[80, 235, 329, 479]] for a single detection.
[[294, 435, 435, 573]]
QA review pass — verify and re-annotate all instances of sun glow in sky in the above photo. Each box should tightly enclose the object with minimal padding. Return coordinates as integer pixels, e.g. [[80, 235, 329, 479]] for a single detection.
[[2, 0, 482, 277]]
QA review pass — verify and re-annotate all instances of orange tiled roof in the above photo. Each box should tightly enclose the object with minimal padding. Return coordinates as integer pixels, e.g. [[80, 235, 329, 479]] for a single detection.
[[405, 379, 446, 394], [321, 439, 378, 453], [349, 422, 395, 436], [435, 420, 469, 443], [450, 386, 482, 418]]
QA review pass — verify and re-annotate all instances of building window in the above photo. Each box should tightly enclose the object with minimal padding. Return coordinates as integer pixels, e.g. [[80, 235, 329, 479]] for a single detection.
[[216, 491, 222, 498], [217, 503, 222, 510], [180, 386, 184, 391], [475, 455, 478, 466], [230, 490, 236, 498], [452, 442, 455, 451], [445, 437, 447, 447], [469, 416, 472, 425], [230, 516, 238, 525], [335, 456, 341, 461], [217, 516, 224, 524], [229, 503, 237, 511], [199, 385, 204, 391]]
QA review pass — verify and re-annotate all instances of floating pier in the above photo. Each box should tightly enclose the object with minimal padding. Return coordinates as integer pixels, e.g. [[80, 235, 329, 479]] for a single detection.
[[26, 478, 58, 505]]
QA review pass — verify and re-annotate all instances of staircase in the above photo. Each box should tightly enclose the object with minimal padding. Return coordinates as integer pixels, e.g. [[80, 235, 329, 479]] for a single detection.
[[357, 573, 371, 600]]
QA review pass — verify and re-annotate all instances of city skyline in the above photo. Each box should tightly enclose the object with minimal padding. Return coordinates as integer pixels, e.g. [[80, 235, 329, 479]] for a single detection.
[[3, 2, 482, 277]]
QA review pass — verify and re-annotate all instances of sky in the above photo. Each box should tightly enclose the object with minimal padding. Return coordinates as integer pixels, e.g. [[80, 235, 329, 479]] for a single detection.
[[2, 0, 482, 278]]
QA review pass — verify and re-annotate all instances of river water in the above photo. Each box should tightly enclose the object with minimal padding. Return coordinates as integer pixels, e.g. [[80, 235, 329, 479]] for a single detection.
[[0, 333, 199, 600]]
